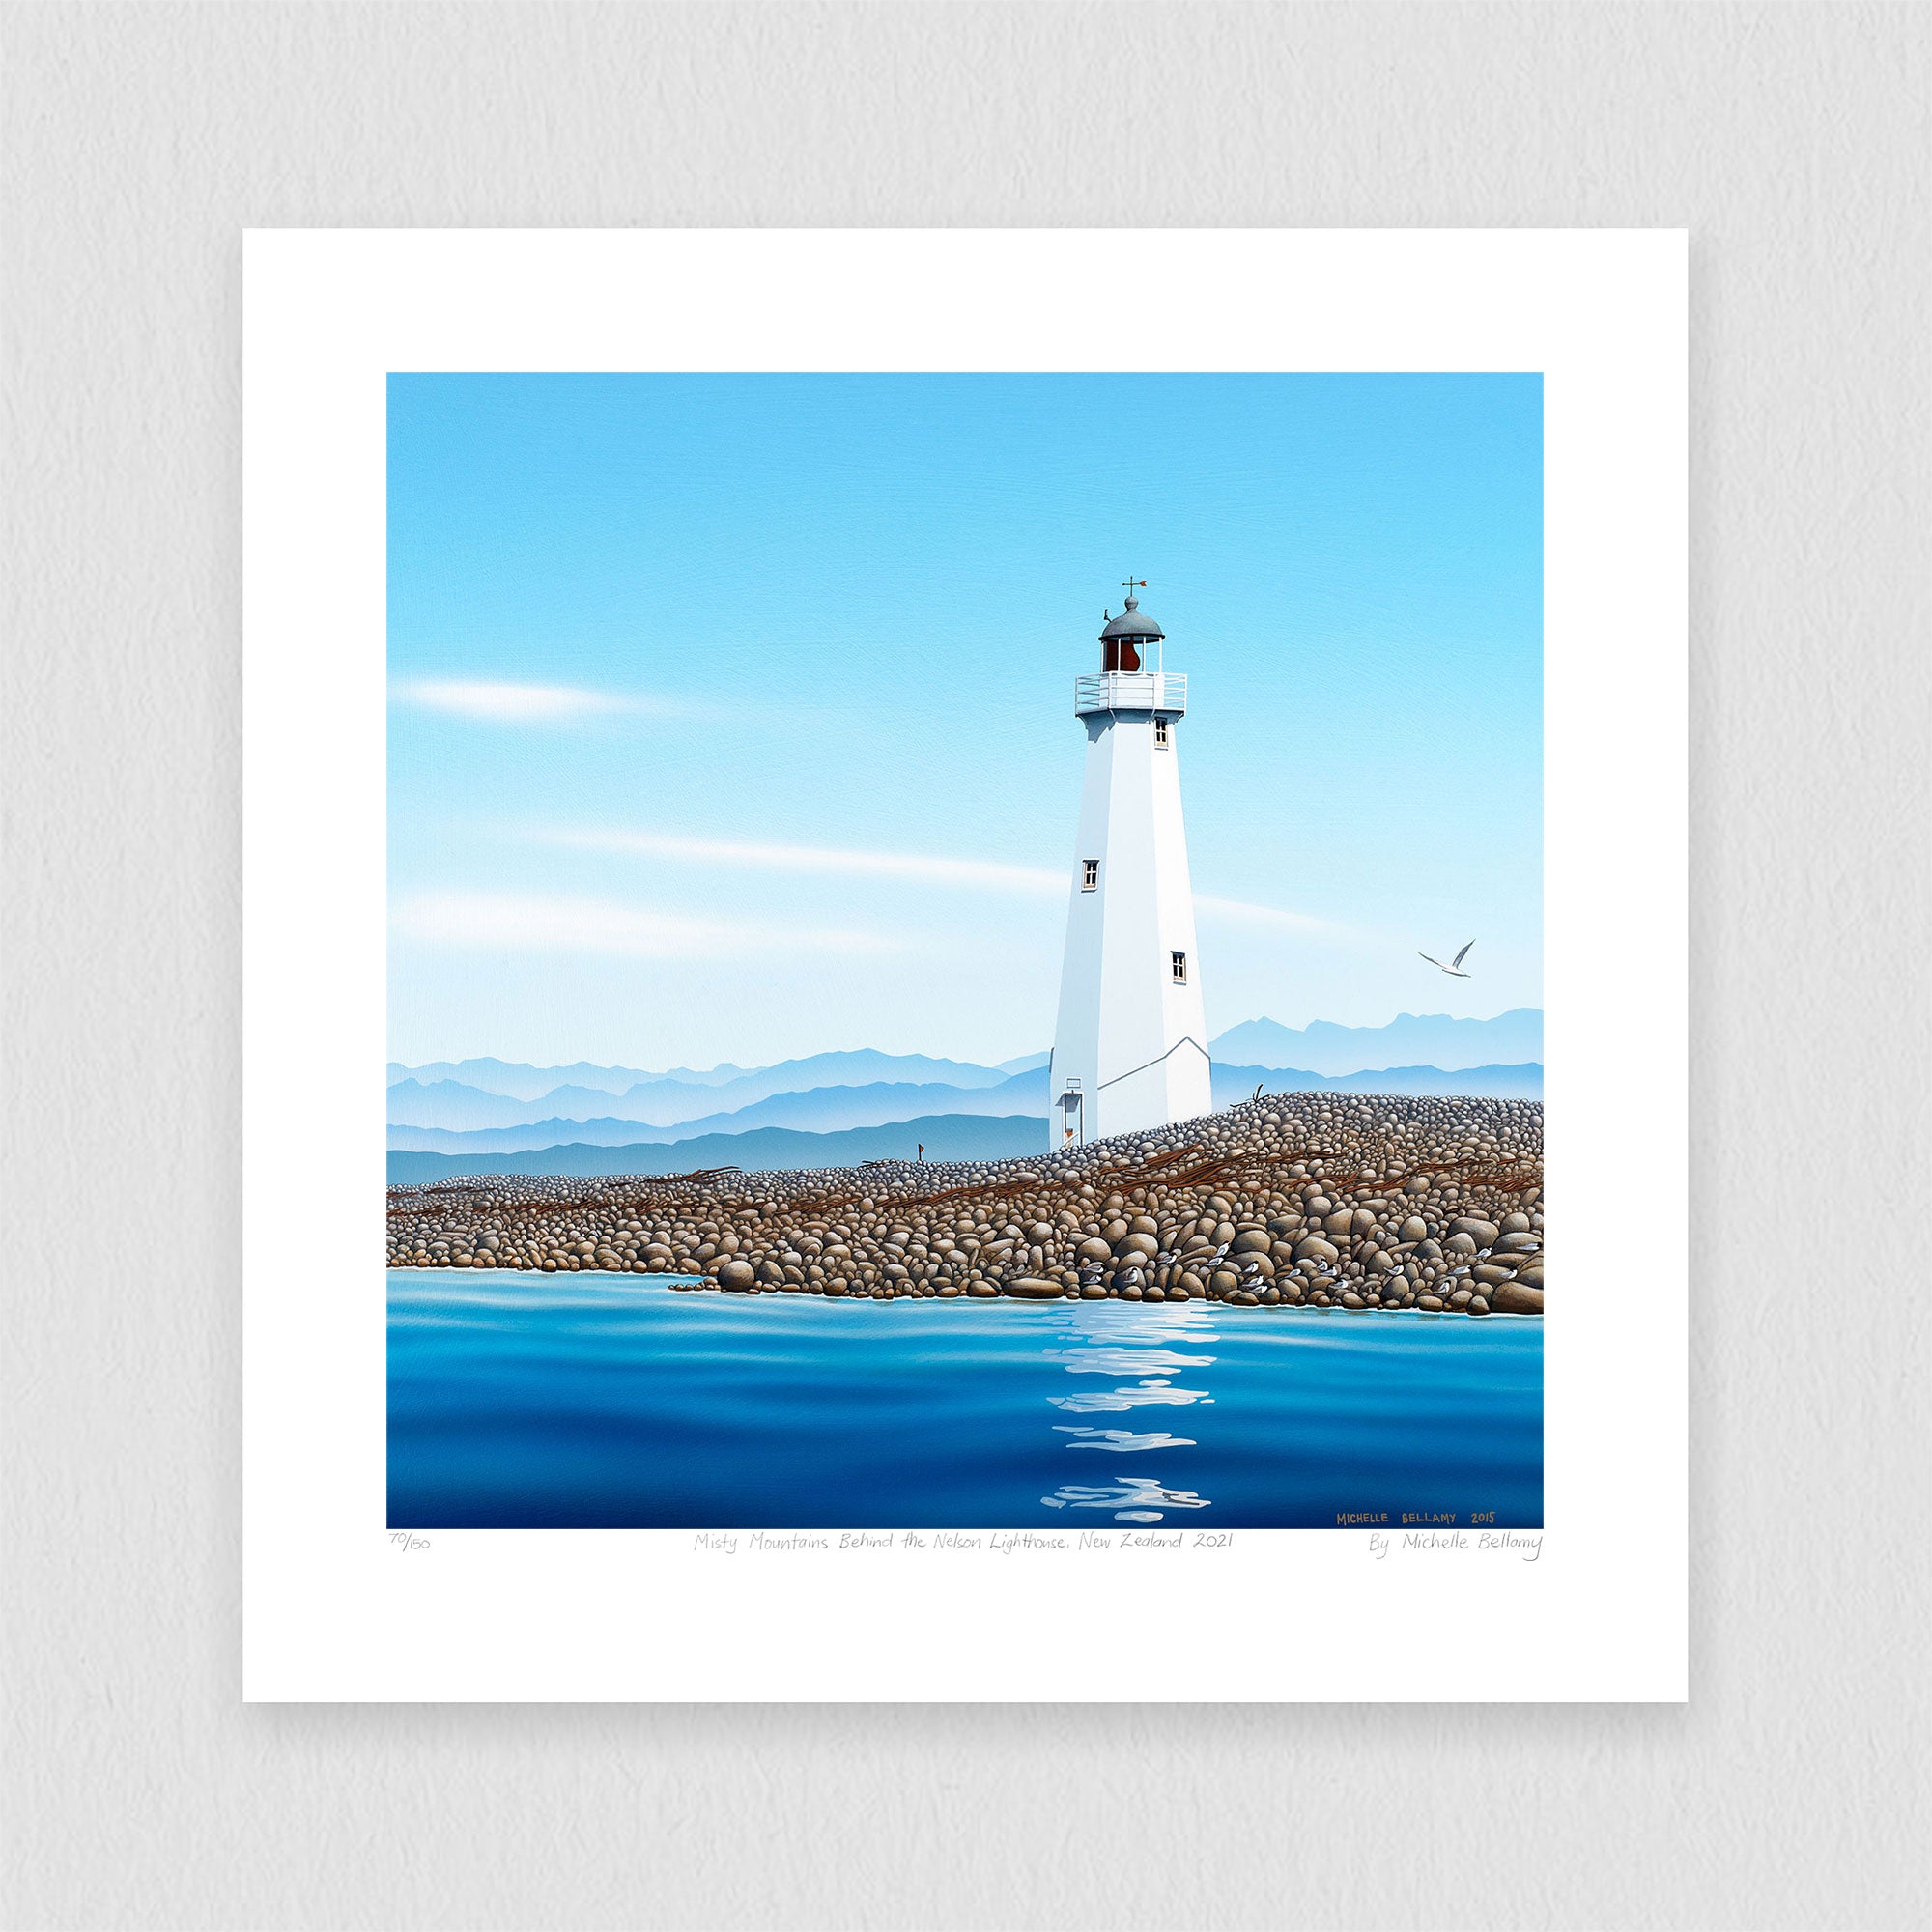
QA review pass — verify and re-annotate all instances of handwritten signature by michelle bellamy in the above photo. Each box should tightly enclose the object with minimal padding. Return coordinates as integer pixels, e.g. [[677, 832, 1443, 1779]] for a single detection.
[[1366, 1528, 1543, 1561]]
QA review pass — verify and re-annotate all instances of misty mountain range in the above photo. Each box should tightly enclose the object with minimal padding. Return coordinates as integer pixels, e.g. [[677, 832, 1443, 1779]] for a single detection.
[[1207, 1009, 1543, 1076], [384, 1064, 1542, 1182], [384, 1047, 1049, 1109], [388, 1114, 1046, 1186], [388, 1011, 1541, 1132], [384, 1011, 1542, 1156], [386, 1049, 1031, 1132], [387, 1070, 1051, 1153]]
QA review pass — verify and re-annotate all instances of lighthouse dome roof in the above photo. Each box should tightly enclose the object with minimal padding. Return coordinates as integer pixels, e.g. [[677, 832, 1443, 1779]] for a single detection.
[[1099, 595, 1164, 643]]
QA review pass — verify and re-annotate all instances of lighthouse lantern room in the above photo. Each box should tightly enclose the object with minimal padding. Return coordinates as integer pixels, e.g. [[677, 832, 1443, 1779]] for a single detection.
[[1047, 583, 1211, 1149]]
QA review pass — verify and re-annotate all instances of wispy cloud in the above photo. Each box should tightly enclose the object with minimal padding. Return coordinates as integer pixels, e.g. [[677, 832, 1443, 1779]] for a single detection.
[[1194, 895, 1338, 936], [391, 680, 678, 724], [541, 827, 1065, 894], [393, 891, 905, 959], [534, 824, 1344, 932]]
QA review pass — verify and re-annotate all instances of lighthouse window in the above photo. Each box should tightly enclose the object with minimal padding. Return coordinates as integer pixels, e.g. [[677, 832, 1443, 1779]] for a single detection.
[[1154, 719, 1170, 748], [1171, 951, 1188, 983], [1081, 859, 1099, 892]]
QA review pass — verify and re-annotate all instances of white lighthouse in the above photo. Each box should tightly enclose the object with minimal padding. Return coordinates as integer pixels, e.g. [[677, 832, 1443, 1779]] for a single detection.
[[1047, 583, 1211, 1150]]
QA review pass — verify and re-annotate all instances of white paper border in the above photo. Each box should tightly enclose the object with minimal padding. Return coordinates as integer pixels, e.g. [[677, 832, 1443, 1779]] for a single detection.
[[244, 229, 1686, 1701]]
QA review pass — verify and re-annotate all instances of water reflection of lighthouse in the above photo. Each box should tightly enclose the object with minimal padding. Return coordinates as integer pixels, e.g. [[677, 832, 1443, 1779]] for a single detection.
[[1047, 582, 1211, 1149]]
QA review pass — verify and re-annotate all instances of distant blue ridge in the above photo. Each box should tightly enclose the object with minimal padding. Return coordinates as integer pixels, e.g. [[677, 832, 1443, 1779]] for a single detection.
[[386, 1115, 1048, 1184], [384, 1061, 1543, 1184], [1210, 1062, 1542, 1104], [384, 1012, 1546, 1135], [386, 1061, 1544, 1155]]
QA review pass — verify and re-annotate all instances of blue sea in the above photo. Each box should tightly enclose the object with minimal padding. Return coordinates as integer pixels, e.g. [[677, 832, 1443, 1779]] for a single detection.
[[388, 1273, 1542, 1529]]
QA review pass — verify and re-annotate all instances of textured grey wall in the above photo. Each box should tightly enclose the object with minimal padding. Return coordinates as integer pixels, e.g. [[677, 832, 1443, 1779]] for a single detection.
[[5, 5, 1926, 1928]]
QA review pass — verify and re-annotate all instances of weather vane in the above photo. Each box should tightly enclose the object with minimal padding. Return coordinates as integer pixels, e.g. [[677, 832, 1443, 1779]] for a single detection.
[[1122, 575, 1147, 598]]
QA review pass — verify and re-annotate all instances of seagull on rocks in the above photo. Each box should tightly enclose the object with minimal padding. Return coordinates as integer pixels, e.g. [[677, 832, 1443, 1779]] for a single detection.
[[1418, 941, 1475, 978]]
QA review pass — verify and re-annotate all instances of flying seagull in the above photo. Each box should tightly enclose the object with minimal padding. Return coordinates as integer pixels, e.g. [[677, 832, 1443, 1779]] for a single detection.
[[1419, 941, 1475, 978]]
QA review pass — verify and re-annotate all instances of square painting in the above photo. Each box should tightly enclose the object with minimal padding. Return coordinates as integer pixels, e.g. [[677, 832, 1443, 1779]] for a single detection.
[[384, 372, 1546, 1533]]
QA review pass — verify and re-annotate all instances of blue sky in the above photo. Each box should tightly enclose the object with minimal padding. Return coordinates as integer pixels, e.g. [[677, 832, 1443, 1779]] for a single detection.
[[388, 373, 1542, 1071]]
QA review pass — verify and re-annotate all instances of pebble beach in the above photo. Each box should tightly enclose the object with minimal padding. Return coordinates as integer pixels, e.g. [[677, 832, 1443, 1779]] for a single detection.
[[386, 1090, 1545, 1316]]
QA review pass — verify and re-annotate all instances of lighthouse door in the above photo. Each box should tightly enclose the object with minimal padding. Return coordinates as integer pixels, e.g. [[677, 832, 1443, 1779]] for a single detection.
[[1058, 1080, 1085, 1145]]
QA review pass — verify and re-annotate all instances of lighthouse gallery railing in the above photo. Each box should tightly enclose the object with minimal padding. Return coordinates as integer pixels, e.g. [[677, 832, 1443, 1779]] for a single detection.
[[1073, 671, 1187, 716]]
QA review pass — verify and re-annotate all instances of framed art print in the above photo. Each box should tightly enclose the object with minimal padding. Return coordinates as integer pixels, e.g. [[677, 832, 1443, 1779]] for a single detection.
[[243, 229, 1686, 1700]]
